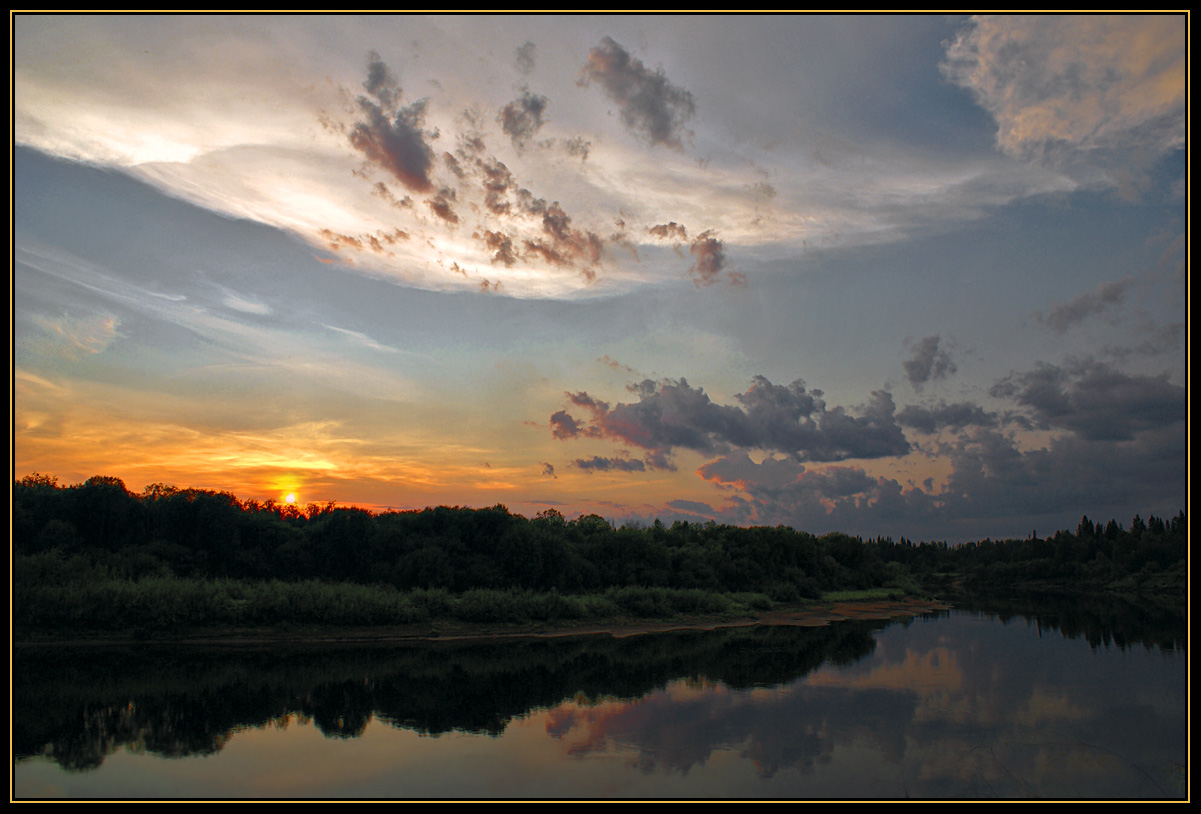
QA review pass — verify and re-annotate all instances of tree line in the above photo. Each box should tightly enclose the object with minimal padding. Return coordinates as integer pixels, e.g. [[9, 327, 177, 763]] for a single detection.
[[14, 473, 1186, 607]]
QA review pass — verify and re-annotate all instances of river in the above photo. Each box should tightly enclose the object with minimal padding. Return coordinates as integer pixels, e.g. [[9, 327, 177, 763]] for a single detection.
[[13, 595, 1187, 799]]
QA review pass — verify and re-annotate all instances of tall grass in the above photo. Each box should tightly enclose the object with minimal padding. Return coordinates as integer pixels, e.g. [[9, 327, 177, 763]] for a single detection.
[[14, 577, 810, 634]]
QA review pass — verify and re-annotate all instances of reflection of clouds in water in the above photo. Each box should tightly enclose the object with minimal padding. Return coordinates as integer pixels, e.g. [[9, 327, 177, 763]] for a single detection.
[[542, 680, 917, 779], [534, 611, 1185, 796]]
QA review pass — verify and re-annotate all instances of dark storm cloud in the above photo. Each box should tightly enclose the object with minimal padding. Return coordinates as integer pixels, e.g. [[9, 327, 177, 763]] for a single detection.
[[498, 88, 548, 148], [903, 335, 956, 389], [688, 230, 726, 286], [348, 55, 436, 193], [514, 41, 536, 75], [550, 376, 910, 464], [578, 36, 696, 150], [1038, 277, 1135, 333], [990, 358, 1185, 441], [896, 401, 999, 434]]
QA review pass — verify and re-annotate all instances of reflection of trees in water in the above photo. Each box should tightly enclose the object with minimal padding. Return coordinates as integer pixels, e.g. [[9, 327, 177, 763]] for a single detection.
[[950, 592, 1186, 652], [14, 620, 883, 770]]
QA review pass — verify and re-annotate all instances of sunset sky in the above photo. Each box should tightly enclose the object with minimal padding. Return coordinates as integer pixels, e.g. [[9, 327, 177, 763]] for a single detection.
[[13, 14, 1188, 541]]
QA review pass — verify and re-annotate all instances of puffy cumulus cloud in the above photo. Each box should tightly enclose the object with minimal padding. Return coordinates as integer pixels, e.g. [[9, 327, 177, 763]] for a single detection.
[[688, 230, 727, 287], [425, 187, 460, 225], [498, 88, 548, 148], [348, 54, 437, 193], [477, 229, 517, 267], [550, 408, 598, 440], [699, 422, 1185, 541], [523, 202, 605, 278], [990, 357, 1185, 441], [550, 375, 910, 464], [903, 335, 956, 390], [1038, 277, 1135, 333], [941, 15, 1186, 165], [698, 454, 925, 534], [648, 221, 687, 242], [578, 36, 696, 150], [319, 227, 410, 255], [896, 401, 999, 434]]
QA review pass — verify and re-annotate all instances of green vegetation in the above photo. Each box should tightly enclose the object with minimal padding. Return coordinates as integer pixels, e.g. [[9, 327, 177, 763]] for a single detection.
[[13, 473, 1186, 637]]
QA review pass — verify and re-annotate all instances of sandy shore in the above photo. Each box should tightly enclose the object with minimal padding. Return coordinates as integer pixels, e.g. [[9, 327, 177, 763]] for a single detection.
[[16, 597, 952, 648]]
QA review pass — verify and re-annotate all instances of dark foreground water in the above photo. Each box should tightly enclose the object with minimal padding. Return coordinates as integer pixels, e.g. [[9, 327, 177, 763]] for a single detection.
[[13, 598, 1187, 799]]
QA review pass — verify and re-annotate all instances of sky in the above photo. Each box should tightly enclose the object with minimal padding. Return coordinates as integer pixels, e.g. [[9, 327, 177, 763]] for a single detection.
[[12, 14, 1189, 541]]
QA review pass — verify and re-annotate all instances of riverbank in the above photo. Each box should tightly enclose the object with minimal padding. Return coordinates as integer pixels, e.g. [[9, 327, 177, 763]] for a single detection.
[[14, 596, 951, 648]]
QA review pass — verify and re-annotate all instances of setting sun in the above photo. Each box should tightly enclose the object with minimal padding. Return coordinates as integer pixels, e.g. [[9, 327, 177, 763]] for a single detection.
[[284, 493, 297, 505]]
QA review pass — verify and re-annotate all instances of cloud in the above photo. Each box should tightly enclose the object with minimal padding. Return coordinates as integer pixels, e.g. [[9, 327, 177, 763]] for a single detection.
[[1038, 277, 1135, 333], [540, 461, 556, 478], [523, 202, 604, 277], [474, 157, 516, 215], [222, 292, 272, 315], [426, 187, 460, 224], [578, 36, 696, 150], [32, 311, 122, 359], [896, 401, 999, 434], [498, 88, 548, 148], [648, 222, 687, 242], [562, 136, 591, 161], [551, 375, 910, 464], [348, 54, 436, 193], [688, 230, 726, 286], [550, 409, 593, 440], [666, 498, 715, 516], [941, 16, 1186, 166], [1101, 321, 1185, 361], [478, 229, 518, 266], [903, 335, 956, 389], [990, 357, 1185, 441], [324, 324, 399, 354], [698, 421, 1185, 541], [514, 41, 536, 75], [573, 455, 646, 474]]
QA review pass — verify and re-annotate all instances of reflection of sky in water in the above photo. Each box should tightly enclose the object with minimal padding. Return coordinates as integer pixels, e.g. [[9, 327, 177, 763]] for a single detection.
[[15, 611, 1187, 799]]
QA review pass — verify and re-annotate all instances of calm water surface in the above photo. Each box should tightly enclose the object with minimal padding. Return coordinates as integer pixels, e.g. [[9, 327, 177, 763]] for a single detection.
[[13, 600, 1187, 799]]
